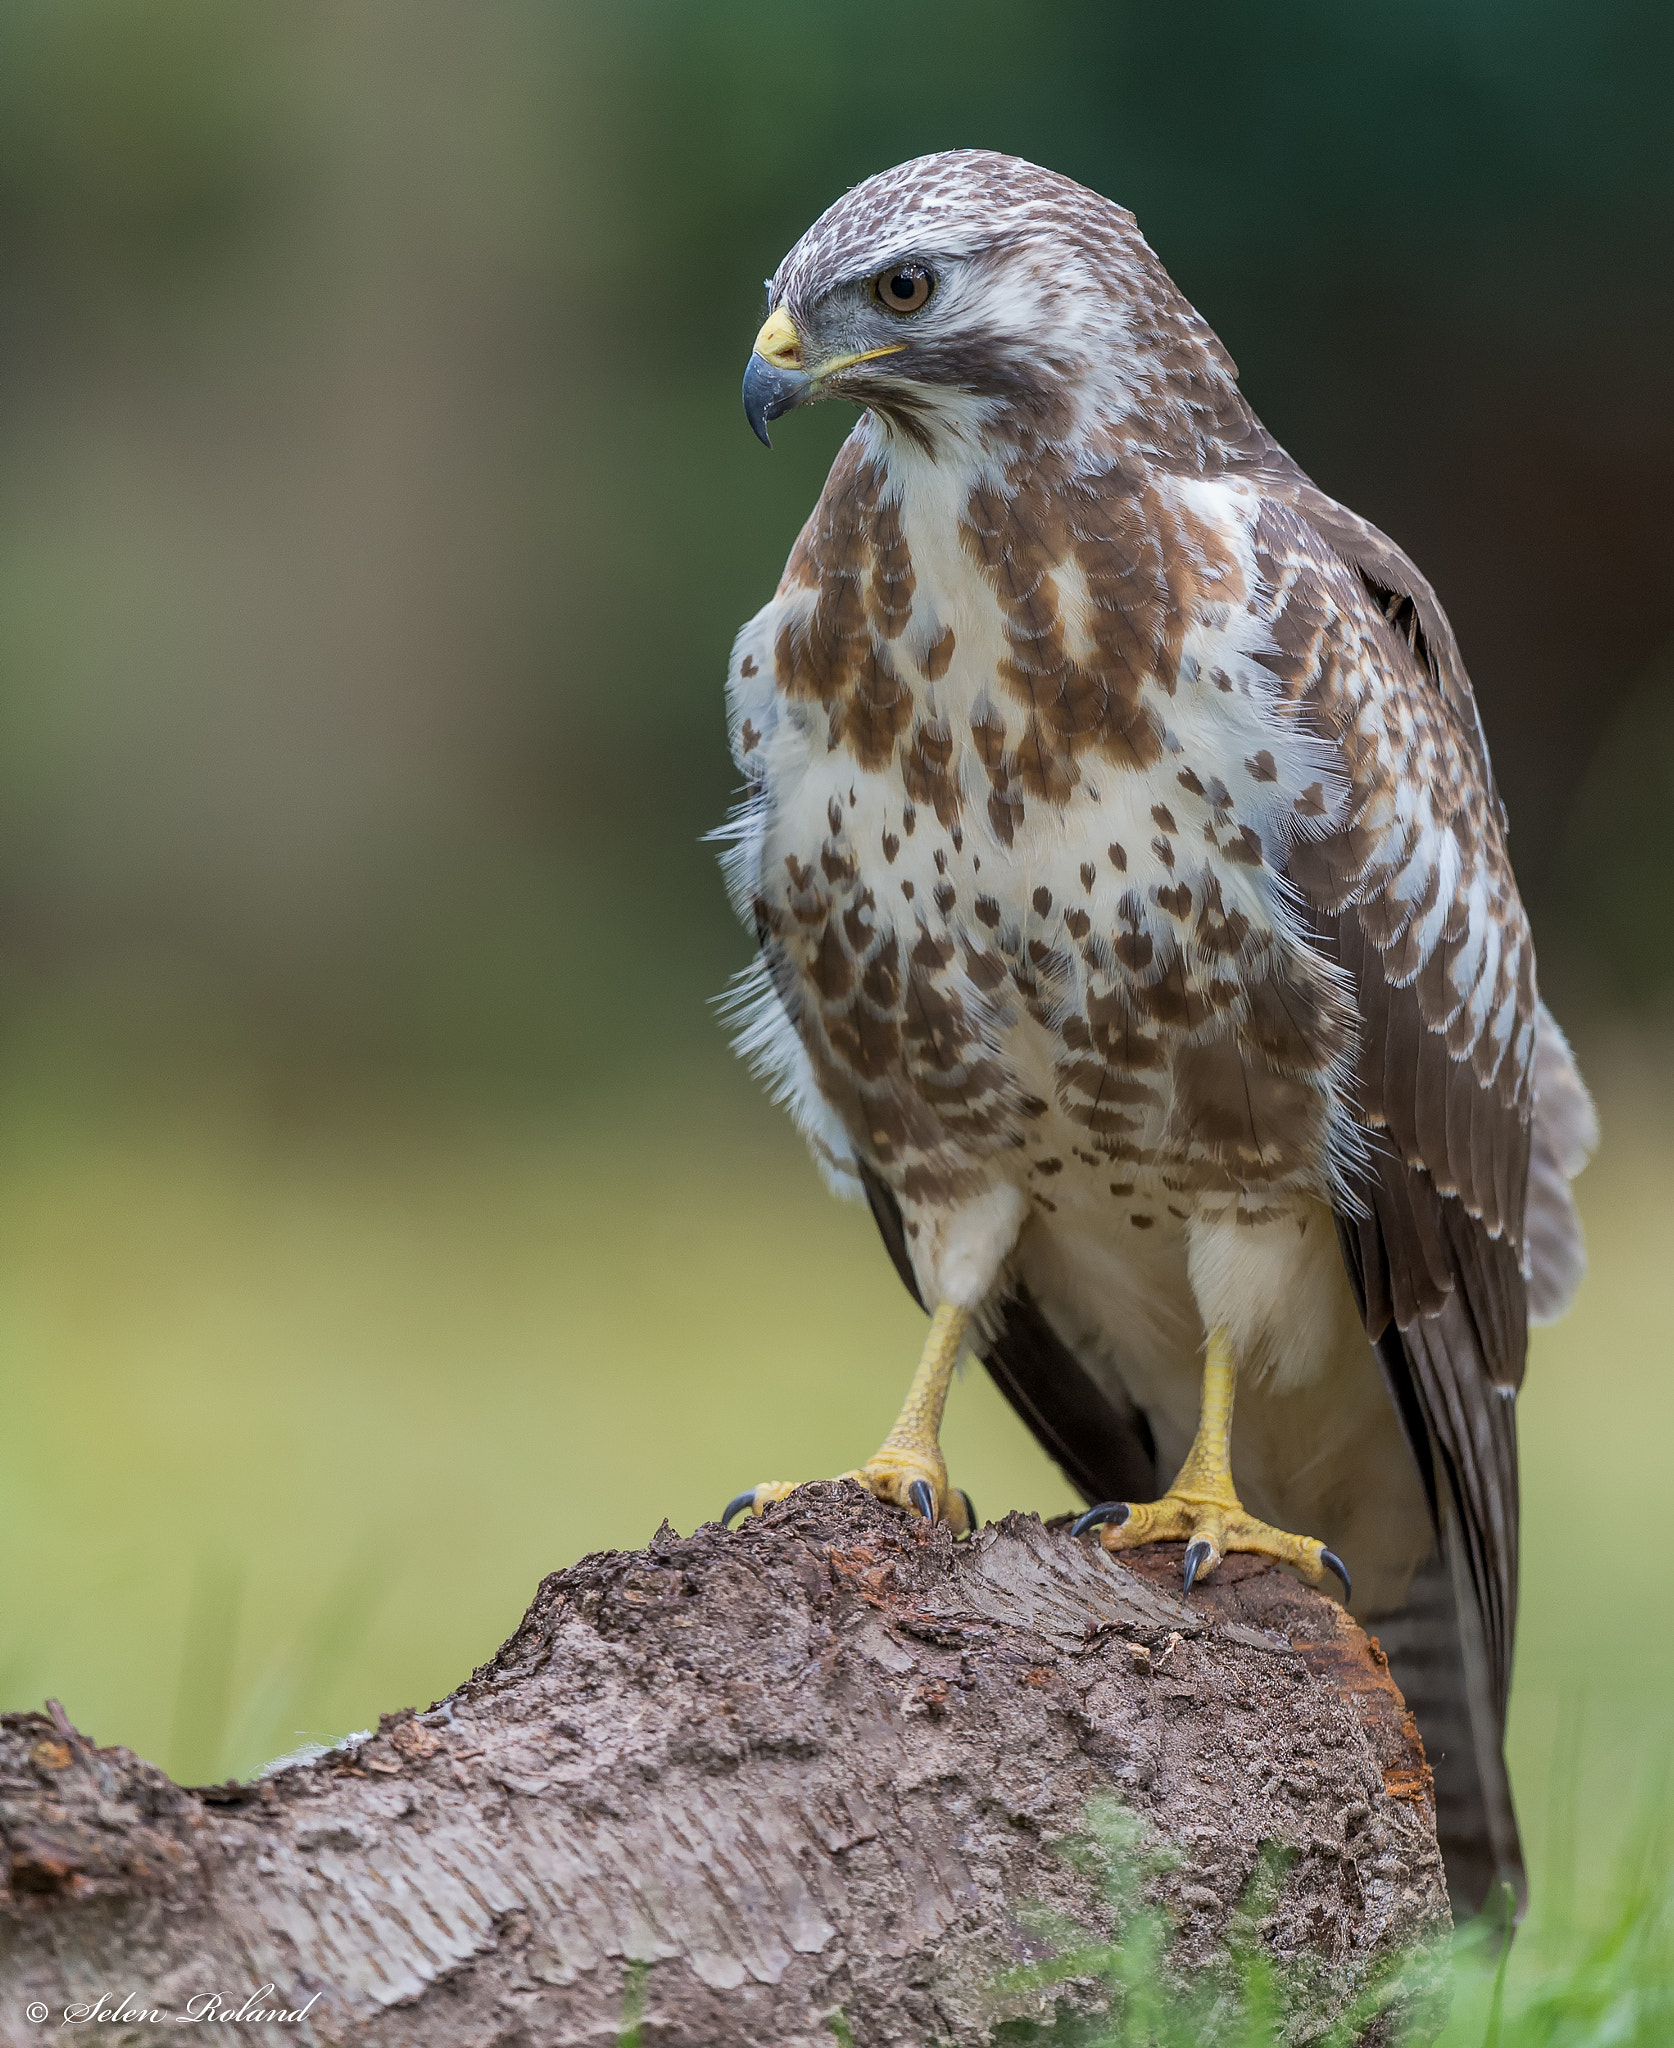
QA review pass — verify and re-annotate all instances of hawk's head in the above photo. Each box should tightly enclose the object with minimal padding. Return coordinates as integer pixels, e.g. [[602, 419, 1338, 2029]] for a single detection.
[[742, 150, 1236, 455]]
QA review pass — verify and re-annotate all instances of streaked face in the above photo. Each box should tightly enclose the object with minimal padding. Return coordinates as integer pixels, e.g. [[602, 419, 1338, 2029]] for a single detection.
[[741, 151, 1149, 452]]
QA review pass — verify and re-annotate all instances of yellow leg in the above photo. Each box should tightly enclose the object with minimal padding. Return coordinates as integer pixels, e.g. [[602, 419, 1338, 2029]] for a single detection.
[[724, 1300, 977, 1535], [1073, 1325, 1350, 1598]]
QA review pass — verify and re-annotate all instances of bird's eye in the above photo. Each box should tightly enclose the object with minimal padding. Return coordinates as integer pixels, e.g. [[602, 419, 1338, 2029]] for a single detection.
[[874, 265, 934, 314]]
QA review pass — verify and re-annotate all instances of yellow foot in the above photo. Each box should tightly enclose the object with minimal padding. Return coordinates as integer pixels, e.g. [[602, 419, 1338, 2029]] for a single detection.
[[722, 1300, 977, 1536], [1069, 1323, 1351, 1600], [722, 1459, 976, 1535], [1071, 1490, 1350, 1598]]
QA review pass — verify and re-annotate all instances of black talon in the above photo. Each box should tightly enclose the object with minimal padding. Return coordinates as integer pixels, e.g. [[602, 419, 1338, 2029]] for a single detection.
[[1070, 1502, 1130, 1539], [1183, 1537, 1214, 1592], [956, 1490, 977, 1536], [1321, 1548, 1352, 1601], [908, 1478, 938, 1524], [721, 1490, 759, 1529]]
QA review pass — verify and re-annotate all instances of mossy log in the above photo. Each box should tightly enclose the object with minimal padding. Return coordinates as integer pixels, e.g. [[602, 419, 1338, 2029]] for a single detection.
[[0, 1487, 1450, 2044]]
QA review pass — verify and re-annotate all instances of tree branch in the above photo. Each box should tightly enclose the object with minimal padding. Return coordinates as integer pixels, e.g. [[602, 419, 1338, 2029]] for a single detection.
[[1, 1488, 1449, 2043]]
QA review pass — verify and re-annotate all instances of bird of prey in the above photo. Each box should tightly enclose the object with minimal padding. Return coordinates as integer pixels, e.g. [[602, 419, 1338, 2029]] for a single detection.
[[715, 151, 1594, 1920]]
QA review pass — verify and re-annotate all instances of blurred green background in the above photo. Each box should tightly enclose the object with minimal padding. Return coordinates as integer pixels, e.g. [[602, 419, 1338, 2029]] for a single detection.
[[0, 0, 1671, 1976]]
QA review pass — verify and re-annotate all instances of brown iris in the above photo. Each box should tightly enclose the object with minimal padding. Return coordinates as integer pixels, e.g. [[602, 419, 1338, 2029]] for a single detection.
[[874, 264, 934, 313]]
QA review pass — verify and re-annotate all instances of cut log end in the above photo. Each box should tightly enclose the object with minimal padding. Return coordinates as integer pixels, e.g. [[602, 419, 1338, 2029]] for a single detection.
[[1, 1485, 1451, 2045]]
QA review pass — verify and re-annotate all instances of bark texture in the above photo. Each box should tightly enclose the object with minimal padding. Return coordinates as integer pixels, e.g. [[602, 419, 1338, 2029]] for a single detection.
[[0, 1487, 1451, 2045]]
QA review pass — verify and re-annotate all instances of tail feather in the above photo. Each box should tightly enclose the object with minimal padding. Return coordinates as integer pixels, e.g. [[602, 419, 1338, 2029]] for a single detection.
[[1374, 1520, 1524, 1923], [1525, 1003, 1598, 1326]]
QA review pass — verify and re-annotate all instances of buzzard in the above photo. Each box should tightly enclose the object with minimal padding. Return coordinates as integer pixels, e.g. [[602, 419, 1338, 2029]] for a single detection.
[[716, 151, 1594, 1919]]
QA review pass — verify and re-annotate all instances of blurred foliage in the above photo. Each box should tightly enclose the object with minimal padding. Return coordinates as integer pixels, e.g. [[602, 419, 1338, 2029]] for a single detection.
[[1556, 645, 1674, 1008], [0, 1, 285, 282]]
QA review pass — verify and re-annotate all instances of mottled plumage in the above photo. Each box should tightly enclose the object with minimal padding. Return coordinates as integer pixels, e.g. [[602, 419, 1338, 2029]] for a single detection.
[[720, 151, 1593, 1919]]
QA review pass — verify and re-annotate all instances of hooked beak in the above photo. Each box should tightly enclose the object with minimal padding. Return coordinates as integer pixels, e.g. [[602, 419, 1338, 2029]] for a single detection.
[[742, 310, 809, 447], [742, 306, 907, 448]]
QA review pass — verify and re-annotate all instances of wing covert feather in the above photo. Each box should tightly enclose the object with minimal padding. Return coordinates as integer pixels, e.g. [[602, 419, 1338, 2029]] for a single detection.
[[1262, 488, 1534, 1837]]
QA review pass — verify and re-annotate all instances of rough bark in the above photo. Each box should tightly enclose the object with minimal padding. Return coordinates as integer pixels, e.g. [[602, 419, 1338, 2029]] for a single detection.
[[0, 1487, 1451, 2045]]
